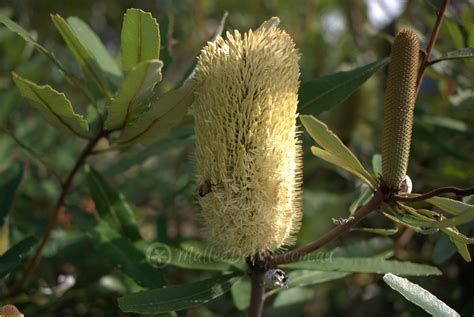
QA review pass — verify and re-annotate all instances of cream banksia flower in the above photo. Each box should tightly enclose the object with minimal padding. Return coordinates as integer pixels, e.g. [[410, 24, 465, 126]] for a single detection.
[[193, 18, 302, 258], [381, 28, 420, 191]]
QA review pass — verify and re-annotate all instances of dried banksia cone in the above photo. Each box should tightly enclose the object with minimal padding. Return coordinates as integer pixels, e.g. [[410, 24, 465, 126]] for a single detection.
[[381, 28, 420, 191], [193, 18, 302, 258], [0, 305, 23, 316]]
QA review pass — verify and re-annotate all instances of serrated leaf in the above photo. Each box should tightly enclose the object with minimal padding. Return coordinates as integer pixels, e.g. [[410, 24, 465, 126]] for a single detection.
[[116, 79, 198, 147], [300, 115, 376, 187], [13, 74, 91, 139], [0, 163, 23, 226], [383, 273, 460, 317], [0, 236, 37, 278], [299, 58, 388, 114], [230, 277, 250, 311], [283, 257, 441, 276], [105, 60, 163, 130], [51, 14, 110, 97], [118, 273, 241, 314], [426, 196, 472, 215], [137, 241, 232, 271], [430, 47, 474, 64], [66, 16, 122, 86], [121, 9, 160, 73], [85, 167, 141, 241]]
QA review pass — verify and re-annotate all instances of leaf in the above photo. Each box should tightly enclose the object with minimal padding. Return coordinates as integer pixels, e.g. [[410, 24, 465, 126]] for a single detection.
[[51, 14, 110, 97], [300, 115, 376, 187], [116, 79, 198, 147], [105, 60, 163, 130], [118, 273, 241, 314], [271, 287, 313, 317], [383, 273, 460, 317], [137, 241, 232, 271], [121, 9, 160, 73], [66, 16, 122, 86], [403, 211, 474, 229], [0, 236, 37, 278], [230, 276, 250, 311], [426, 196, 472, 215], [0, 163, 23, 226], [85, 166, 141, 241], [350, 227, 399, 236], [12, 74, 91, 139], [97, 239, 165, 289], [283, 257, 441, 276], [430, 47, 474, 64], [350, 183, 373, 215], [298, 58, 388, 114], [372, 153, 382, 175], [330, 237, 394, 258]]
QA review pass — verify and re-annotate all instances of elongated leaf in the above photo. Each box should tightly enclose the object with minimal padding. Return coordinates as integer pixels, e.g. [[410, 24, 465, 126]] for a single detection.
[[0, 163, 23, 226], [403, 211, 474, 229], [299, 58, 388, 114], [13, 74, 91, 139], [118, 274, 241, 314], [426, 196, 472, 215], [66, 17, 122, 86], [300, 115, 376, 187], [450, 238, 471, 262], [350, 227, 399, 235], [121, 9, 160, 73], [430, 47, 474, 64], [330, 237, 394, 258], [97, 238, 165, 289], [85, 167, 141, 241], [230, 277, 250, 311], [383, 273, 460, 317], [138, 241, 231, 271], [283, 257, 441, 276], [350, 183, 373, 214], [0, 236, 37, 278], [105, 60, 163, 130], [116, 79, 198, 147], [272, 287, 313, 317], [51, 14, 110, 96]]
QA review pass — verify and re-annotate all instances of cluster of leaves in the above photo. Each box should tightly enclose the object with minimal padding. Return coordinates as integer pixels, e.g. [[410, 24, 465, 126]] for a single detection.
[[0, 2, 473, 316]]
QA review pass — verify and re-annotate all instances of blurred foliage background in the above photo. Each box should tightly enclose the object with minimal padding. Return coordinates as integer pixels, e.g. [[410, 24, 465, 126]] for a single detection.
[[0, 0, 473, 316]]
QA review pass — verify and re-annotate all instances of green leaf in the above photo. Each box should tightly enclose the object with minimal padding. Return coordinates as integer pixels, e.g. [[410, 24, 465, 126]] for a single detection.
[[450, 238, 471, 262], [116, 79, 198, 147], [85, 167, 141, 241], [230, 276, 250, 311], [300, 115, 376, 187], [66, 16, 122, 86], [430, 47, 474, 64], [272, 287, 313, 317], [350, 183, 373, 214], [97, 238, 165, 289], [12, 74, 91, 139], [51, 14, 110, 97], [330, 237, 394, 258], [283, 257, 441, 276], [105, 60, 163, 130], [350, 227, 399, 236], [0, 236, 37, 278], [383, 273, 460, 317], [138, 241, 232, 271], [426, 196, 472, 215], [121, 9, 160, 73], [372, 153, 382, 175], [0, 163, 23, 226], [118, 273, 241, 314], [299, 58, 388, 114], [402, 210, 474, 229]]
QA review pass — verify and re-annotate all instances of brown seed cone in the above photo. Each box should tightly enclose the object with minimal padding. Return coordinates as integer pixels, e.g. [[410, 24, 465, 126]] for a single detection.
[[381, 28, 420, 191]]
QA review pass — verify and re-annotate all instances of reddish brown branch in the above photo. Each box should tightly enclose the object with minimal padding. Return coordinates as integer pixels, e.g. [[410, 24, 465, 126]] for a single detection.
[[248, 268, 266, 317], [8, 130, 108, 295], [416, 0, 450, 93], [394, 186, 474, 202]]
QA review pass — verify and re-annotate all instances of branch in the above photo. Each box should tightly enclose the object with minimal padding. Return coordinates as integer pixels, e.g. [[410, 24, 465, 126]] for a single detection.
[[248, 268, 266, 317], [266, 189, 383, 267], [394, 186, 474, 202], [416, 0, 450, 93], [8, 130, 108, 295]]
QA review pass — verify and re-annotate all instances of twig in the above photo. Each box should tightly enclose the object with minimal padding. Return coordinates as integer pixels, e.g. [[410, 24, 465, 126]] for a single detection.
[[415, 0, 450, 94], [394, 186, 474, 202], [267, 190, 383, 267], [248, 268, 266, 317], [7, 130, 108, 295]]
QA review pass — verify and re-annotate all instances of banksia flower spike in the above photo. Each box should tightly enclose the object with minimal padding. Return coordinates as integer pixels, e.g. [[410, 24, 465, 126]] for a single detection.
[[193, 18, 302, 258], [381, 28, 420, 192], [0, 305, 23, 317]]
